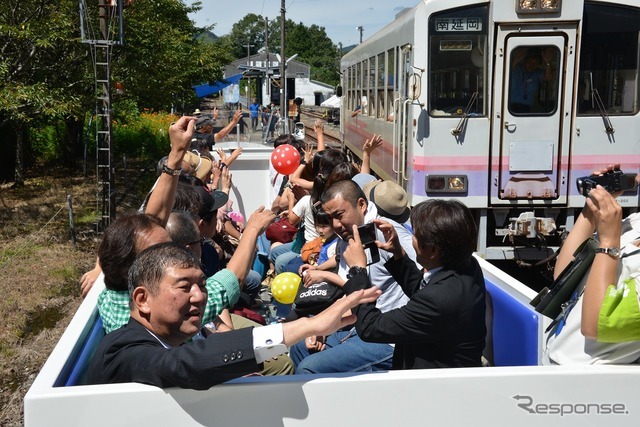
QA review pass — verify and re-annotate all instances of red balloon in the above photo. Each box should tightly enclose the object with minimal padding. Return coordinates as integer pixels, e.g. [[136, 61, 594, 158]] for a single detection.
[[271, 144, 301, 175]]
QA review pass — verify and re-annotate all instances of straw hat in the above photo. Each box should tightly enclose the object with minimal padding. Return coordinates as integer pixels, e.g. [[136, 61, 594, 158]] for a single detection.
[[362, 180, 410, 223]]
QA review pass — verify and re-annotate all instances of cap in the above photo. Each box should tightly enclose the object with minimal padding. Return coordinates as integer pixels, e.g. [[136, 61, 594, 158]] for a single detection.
[[352, 173, 377, 190], [195, 115, 214, 129], [195, 186, 229, 219], [363, 180, 410, 224]]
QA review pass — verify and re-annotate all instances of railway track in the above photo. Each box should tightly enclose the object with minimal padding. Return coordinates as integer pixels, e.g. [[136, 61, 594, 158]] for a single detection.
[[298, 107, 342, 149]]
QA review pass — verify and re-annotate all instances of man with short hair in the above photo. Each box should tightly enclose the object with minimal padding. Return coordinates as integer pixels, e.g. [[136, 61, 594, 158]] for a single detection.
[[88, 242, 380, 389], [290, 179, 419, 373], [249, 99, 260, 131], [166, 210, 295, 376]]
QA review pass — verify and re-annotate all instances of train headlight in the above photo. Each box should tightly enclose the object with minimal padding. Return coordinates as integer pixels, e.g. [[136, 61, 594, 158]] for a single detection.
[[426, 175, 468, 193], [516, 0, 561, 13]]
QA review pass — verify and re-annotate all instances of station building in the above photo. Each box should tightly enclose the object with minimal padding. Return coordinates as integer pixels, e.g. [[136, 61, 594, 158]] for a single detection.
[[223, 52, 334, 109]]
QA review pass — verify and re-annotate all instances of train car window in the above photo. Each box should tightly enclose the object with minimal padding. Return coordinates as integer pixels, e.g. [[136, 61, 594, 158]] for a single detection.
[[368, 57, 376, 117], [428, 5, 488, 117], [578, 3, 640, 116], [508, 46, 560, 116], [387, 48, 397, 121], [377, 52, 386, 119], [356, 62, 363, 114], [347, 66, 353, 111]]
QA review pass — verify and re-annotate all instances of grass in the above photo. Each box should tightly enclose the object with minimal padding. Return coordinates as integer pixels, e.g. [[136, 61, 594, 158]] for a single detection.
[[0, 160, 152, 426]]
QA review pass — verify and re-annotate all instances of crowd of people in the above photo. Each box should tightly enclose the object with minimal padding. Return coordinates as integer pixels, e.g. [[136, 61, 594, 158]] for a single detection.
[[80, 106, 640, 389]]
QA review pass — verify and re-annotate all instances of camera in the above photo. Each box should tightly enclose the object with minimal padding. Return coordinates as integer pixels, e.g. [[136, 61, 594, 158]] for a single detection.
[[576, 170, 638, 197], [357, 223, 377, 248], [356, 223, 380, 265]]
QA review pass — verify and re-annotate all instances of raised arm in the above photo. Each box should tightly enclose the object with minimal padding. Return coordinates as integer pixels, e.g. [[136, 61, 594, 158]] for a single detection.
[[144, 116, 195, 226], [361, 135, 383, 175], [580, 186, 623, 339], [214, 110, 243, 142], [313, 120, 325, 151], [225, 206, 275, 284]]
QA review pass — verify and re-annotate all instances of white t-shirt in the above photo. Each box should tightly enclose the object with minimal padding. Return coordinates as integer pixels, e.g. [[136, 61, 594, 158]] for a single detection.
[[335, 202, 417, 313], [268, 163, 284, 208], [545, 212, 640, 365], [292, 195, 318, 242]]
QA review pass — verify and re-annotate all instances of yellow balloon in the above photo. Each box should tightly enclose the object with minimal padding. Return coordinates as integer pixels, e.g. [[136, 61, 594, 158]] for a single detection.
[[271, 272, 301, 304]]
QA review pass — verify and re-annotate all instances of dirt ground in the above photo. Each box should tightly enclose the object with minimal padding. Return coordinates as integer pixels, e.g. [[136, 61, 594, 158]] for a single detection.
[[0, 163, 152, 426]]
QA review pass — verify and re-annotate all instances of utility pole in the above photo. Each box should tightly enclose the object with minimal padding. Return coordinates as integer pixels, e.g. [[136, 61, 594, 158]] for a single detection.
[[265, 17, 270, 99], [243, 43, 254, 105], [280, 0, 286, 132], [357, 26, 364, 44]]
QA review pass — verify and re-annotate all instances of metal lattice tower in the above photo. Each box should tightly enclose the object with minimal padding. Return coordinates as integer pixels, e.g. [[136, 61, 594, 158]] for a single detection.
[[79, 0, 125, 231]]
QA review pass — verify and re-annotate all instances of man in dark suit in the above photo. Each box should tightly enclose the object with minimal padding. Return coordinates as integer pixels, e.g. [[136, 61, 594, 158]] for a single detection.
[[341, 199, 486, 370], [88, 242, 380, 389]]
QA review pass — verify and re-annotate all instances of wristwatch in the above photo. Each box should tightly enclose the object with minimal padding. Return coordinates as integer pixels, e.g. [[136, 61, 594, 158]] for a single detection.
[[162, 164, 182, 176], [595, 247, 620, 258], [347, 266, 368, 279]]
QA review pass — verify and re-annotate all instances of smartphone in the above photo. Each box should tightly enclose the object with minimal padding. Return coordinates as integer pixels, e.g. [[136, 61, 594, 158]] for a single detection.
[[357, 223, 377, 248]]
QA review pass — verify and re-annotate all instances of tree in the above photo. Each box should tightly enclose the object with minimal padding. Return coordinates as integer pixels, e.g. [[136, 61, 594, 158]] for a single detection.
[[113, 0, 232, 111], [218, 14, 340, 87], [0, 0, 233, 183], [218, 13, 268, 59], [285, 22, 340, 86], [0, 0, 88, 183]]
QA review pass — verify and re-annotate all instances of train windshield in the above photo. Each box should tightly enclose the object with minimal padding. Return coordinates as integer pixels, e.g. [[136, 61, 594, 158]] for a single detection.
[[508, 46, 561, 116], [428, 5, 488, 117], [578, 3, 640, 116]]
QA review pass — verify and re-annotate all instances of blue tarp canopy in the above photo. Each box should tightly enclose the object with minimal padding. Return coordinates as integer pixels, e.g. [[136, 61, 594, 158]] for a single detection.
[[193, 73, 243, 98]]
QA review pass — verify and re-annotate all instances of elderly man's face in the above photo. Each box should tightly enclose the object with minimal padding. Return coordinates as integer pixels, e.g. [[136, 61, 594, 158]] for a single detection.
[[146, 265, 208, 346], [322, 194, 367, 241]]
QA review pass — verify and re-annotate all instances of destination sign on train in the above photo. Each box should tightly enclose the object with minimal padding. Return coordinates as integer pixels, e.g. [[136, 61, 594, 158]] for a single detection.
[[434, 17, 483, 32]]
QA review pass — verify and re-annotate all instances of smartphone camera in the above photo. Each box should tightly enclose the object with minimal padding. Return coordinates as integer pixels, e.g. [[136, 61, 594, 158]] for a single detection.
[[357, 223, 377, 248], [356, 223, 380, 265], [576, 170, 638, 197]]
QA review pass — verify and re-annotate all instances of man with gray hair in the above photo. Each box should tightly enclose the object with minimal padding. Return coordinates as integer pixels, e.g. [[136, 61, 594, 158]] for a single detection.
[[87, 242, 380, 389]]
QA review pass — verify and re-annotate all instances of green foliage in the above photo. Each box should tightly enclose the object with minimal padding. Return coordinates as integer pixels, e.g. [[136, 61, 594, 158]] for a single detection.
[[112, 107, 178, 160], [0, 0, 232, 168], [285, 22, 340, 86], [0, 0, 89, 122], [218, 15, 340, 87], [113, 0, 232, 111], [220, 13, 268, 59], [28, 121, 66, 162]]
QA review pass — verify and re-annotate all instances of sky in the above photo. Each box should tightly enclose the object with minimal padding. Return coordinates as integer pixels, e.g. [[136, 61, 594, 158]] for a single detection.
[[186, 0, 415, 47]]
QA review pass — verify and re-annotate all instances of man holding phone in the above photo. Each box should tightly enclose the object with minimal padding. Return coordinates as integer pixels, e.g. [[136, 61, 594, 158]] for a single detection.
[[291, 179, 419, 374]]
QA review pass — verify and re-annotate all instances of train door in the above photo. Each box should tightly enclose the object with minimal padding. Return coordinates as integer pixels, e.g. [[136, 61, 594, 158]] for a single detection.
[[490, 26, 577, 205], [393, 45, 413, 185]]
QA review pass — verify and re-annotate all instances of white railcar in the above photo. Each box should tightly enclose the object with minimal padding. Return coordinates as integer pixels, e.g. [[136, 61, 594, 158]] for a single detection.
[[341, 0, 640, 260]]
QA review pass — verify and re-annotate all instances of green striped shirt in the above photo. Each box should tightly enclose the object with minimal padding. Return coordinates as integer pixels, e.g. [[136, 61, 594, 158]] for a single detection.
[[98, 268, 241, 334]]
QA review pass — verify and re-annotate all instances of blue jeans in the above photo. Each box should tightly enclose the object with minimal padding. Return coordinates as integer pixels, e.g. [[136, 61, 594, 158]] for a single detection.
[[269, 241, 293, 265], [283, 255, 304, 274], [275, 251, 299, 274], [244, 269, 263, 297], [290, 328, 394, 374]]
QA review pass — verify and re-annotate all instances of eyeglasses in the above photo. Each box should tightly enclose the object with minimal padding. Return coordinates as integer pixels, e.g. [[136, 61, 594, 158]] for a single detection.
[[185, 239, 202, 247]]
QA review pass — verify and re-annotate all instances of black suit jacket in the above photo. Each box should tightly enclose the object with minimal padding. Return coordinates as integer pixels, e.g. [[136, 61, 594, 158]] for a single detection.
[[87, 318, 260, 389], [344, 255, 486, 369]]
